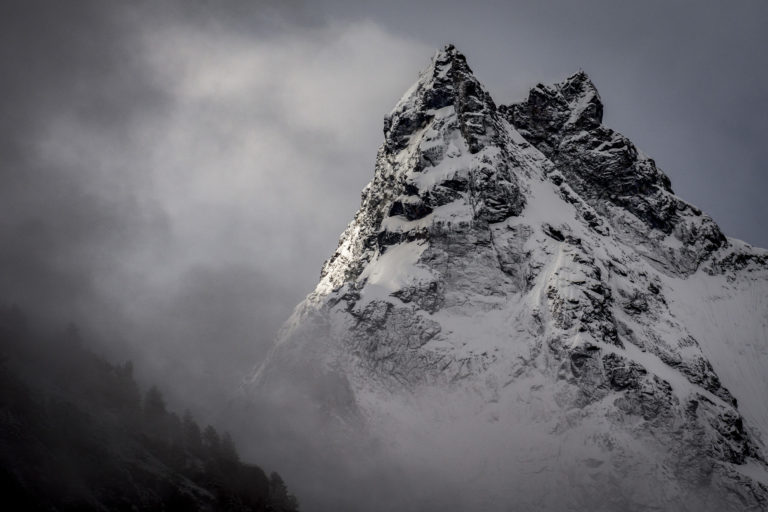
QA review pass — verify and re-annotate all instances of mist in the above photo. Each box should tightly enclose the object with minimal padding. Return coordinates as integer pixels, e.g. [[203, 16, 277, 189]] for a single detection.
[[2, 1, 767, 510], [0, 1, 432, 414]]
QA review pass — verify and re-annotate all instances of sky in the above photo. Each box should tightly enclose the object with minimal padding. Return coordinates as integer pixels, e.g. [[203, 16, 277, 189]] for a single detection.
[[1, 0, 766, 416]]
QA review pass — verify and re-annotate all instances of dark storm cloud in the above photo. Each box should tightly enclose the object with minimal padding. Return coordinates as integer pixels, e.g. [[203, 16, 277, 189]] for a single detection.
[[0, 0, 324, 407], [0, 1, 168, 319], [0, 0, 320, 314]]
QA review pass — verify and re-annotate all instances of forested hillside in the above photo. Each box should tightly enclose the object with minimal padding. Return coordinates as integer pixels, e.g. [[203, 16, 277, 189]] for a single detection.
[[0, 304, 299, 511]]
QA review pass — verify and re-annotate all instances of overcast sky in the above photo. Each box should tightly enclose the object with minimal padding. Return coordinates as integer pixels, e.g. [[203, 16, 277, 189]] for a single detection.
[[1, 0, 766, 414]]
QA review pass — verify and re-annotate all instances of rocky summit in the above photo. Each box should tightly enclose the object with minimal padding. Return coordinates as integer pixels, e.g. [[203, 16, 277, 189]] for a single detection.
[[245, 45, 768, 511]]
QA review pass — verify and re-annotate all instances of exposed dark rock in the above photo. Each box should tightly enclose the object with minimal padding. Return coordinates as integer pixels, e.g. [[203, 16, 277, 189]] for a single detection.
[[501, 72, 726, 272]]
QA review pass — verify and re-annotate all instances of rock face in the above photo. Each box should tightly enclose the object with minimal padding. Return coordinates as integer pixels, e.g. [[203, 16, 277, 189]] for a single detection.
[[245, 46, 768, 511]]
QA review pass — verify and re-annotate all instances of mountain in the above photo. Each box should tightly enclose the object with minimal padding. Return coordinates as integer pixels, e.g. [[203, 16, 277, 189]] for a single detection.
[[244, 45, 768, 511]]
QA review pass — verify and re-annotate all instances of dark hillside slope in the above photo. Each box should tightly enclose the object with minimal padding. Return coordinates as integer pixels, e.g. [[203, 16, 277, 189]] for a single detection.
[[0, 305, 299, 512]]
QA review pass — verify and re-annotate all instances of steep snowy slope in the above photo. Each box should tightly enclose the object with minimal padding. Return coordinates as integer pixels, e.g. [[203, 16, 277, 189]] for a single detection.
[[668, 246, 768, 445], [245, 46, 768, 511]]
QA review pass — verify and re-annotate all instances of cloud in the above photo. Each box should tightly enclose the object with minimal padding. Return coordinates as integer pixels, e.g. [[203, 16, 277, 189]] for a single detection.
[[1, 4, 431, 415], [117, 17, 431, 310]]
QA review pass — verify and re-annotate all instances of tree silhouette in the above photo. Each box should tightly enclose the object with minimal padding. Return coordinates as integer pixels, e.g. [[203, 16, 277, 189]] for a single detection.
[[268, 471, 299, 512], [143, 386, 166, 418], [220, 431, 239, 463], [182, 409, 203, 455], [202, 425, 221, 457]]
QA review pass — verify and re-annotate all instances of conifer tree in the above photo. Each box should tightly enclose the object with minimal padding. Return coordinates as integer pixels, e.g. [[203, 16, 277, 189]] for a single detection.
[[202, 425, 220, 458], [220, 432, 239, 463], [182, 409, 203, 455]]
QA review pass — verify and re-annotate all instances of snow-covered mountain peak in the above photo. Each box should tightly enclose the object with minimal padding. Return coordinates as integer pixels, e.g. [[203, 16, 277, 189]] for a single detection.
[[315, 45, 530, 296], [245, 47, 768, 511], [384, 43, 499, 155]]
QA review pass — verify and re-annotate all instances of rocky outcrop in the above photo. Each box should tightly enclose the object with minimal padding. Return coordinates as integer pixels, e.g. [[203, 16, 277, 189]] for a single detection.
[[501, 72, 726, 274]]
